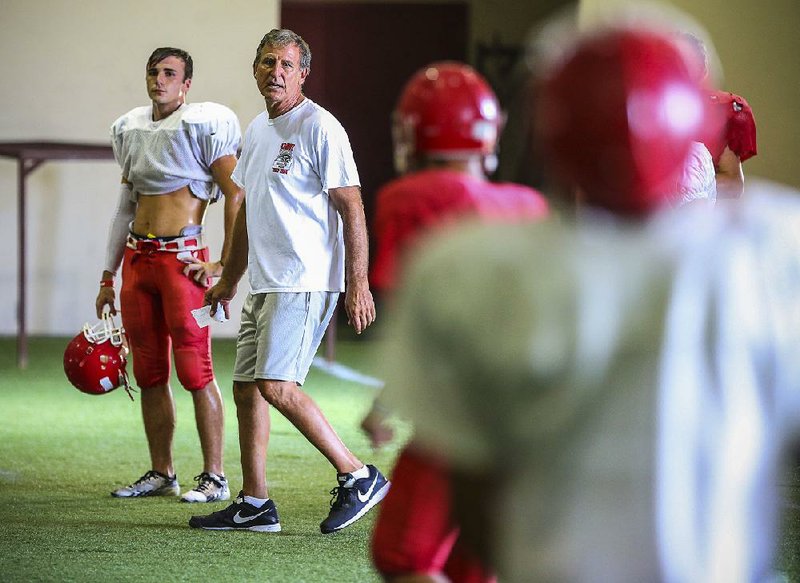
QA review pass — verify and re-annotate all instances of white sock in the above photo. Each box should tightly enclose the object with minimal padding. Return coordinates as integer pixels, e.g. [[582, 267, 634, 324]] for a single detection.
[[350, 465, 370, 480], [244, 495, 269, 508], [340, 465, 370, 487]]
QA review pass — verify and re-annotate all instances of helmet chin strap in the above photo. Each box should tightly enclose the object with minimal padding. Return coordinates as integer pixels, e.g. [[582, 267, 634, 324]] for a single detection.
[[121, 368, 136, 402]]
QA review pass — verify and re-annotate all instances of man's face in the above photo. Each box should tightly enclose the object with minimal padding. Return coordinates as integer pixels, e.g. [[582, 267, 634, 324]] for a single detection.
[[146, 56, 191, 108], [253, 43, 308, 113]]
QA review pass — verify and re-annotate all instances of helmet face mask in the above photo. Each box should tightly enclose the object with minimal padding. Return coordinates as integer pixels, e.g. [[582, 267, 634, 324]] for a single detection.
[[64, 313, 132, 398], [82, 314, 126, 347]]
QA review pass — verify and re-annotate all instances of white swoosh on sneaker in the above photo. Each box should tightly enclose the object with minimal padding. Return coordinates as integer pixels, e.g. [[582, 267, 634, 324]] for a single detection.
[[357, 474, 379, 504], [232, 508, 271, 524]]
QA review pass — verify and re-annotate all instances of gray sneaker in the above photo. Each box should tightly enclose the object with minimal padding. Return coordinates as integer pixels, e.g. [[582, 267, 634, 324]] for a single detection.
[[111, 470, 180, 498], [181, 472, 230, 503]]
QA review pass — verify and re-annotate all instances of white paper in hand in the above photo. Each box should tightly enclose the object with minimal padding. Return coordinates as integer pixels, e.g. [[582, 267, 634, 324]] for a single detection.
[[191, 305, 228, 328]]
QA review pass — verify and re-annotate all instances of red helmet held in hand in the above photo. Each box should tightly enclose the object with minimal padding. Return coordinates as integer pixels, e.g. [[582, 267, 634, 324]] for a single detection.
[[393, 62, 501, 173], [64, 313, 131, 397]]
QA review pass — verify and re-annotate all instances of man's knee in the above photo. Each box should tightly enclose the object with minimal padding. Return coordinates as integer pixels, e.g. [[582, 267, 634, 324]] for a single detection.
[[233, 381, 262, 408], [257, 380, 302, 411]]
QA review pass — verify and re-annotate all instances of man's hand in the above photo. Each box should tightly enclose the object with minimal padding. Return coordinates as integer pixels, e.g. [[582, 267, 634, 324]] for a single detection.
[[182, 257, 223, 286], [204, 279, 237, 321], [95, 287, 117, 318], [360, 406, 394, 449], [344, 280, 376, 334]]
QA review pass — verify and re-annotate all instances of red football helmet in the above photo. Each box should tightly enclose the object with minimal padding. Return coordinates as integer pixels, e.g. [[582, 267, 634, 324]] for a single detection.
[[393, 62, 501, 173], [537, 27, 716, 217], [64, 313, 132, 397]]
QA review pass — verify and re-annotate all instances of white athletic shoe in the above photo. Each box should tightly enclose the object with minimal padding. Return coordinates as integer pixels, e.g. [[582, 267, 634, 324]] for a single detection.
[[181, 472, 230, 503], [111, 470, 180, 498]]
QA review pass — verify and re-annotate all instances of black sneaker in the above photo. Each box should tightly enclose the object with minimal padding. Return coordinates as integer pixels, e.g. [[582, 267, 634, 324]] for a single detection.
[[320, 465, 390, 534], [111, 470, 180, 498], [188, 491, 281, 532]]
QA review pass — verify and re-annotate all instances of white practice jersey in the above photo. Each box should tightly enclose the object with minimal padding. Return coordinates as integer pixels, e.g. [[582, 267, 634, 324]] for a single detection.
[[672, 141, 717, 207], [110, 102, 241, 201], [382, 187, 800, 583]]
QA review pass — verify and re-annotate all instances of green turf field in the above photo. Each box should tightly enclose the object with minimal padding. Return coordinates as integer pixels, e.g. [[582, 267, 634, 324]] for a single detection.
[[0, 337, 798, 581], [0, 337, 405, 582]]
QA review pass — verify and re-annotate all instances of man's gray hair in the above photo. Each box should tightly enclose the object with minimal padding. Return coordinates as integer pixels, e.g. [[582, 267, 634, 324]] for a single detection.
[[253, 28, 312, 71]]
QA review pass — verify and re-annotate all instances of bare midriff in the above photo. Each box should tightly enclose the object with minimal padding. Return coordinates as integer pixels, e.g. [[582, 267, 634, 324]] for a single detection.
[[131, 185, 208, 237]]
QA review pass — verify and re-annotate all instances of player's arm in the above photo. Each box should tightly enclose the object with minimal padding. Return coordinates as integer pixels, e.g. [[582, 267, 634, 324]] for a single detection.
[[329, 185, 376, 334], [714, 146, 745, 199], [213, 154, 244, 265], [182, 154, 243, 283], [360, 394, 395, 448], [204, 197, 248, 320], [96, 178, 136, 317]]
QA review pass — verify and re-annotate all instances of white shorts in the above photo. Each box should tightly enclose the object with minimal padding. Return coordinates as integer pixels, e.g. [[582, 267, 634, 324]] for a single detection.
[[233, 291, 339, 385]]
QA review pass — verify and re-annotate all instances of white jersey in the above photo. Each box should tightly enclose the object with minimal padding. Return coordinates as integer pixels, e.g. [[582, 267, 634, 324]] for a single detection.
[[672, 141, 717, 207], [382, 189, 800, 583], [110, 102, 241, 201], [232, 98, 360, 292]]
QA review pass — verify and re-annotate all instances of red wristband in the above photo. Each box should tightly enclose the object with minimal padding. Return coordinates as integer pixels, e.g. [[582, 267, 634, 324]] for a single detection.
[[100, 280, 114, 288]]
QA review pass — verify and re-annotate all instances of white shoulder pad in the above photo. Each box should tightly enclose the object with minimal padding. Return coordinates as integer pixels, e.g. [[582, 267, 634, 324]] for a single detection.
[[110, 106, 151, 136], [182, 102, 238, 125]]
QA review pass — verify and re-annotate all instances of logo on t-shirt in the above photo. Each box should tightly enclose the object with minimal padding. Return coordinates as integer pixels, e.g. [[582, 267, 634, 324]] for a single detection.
[[272, 143, 295, 174]]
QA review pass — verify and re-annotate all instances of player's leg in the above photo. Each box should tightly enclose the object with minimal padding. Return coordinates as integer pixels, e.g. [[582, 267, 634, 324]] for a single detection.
[[112, 249, 179, 498], [140, 384, 178, 476], [158, 247, 228, 502], [373, 447, 459, 578], [443, 538, 497, 583]]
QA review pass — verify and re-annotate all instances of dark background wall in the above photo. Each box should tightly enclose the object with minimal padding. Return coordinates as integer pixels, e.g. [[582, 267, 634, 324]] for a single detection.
[[282, 2, 471, 233]]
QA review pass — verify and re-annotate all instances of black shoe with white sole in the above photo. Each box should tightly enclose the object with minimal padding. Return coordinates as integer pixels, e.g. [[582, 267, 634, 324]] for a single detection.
[[320, 465, 390, 534], [188, 491, 281, 532]]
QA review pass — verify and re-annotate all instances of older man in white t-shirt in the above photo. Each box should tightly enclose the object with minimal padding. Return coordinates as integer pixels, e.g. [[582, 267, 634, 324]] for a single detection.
[[190, 28, 388, 535]]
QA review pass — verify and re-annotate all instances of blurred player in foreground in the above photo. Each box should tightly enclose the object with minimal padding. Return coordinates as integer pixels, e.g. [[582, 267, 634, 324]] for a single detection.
[[378, 18, 800, 583], [363, 62, 548, 582]]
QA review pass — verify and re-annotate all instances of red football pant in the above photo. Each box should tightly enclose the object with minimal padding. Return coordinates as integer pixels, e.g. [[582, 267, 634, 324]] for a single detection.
[[372, 446, 495, 583], [120, 247, 214, 391]]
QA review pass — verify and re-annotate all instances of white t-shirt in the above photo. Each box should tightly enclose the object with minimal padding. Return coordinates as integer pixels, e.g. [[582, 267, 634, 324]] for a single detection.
[[110, 102, 241, 201], [232, 98, 360, 292], [382, 190, 800, 583]]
